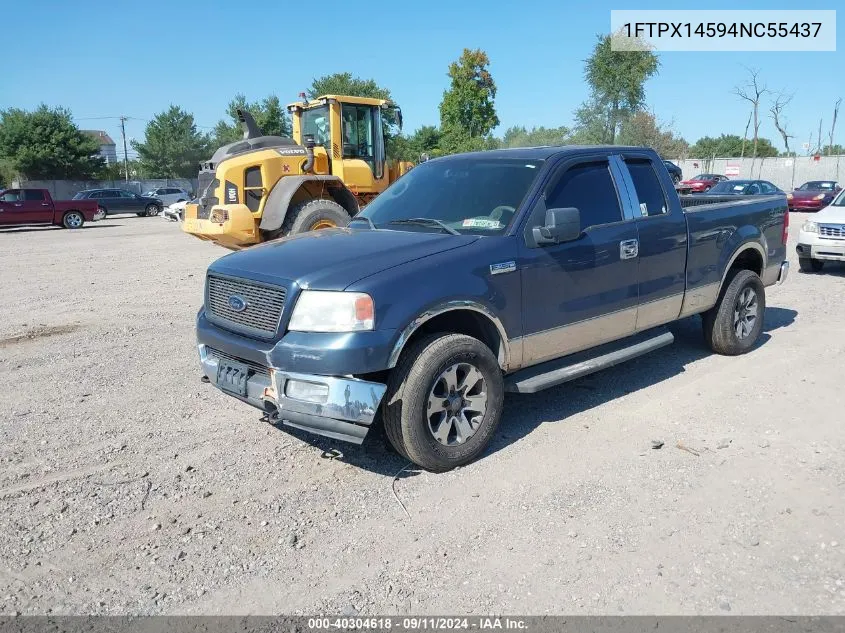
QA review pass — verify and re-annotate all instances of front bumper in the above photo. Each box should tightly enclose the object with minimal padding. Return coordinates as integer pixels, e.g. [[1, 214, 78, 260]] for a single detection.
[[198, 344, 387, 445], [789, 199, 826, 211], [797, 239, 845, 262]]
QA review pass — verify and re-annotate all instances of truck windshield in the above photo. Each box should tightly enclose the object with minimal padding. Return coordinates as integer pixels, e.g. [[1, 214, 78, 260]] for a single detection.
[[358, 158, 544, 235], [301, 106, 330, 148]]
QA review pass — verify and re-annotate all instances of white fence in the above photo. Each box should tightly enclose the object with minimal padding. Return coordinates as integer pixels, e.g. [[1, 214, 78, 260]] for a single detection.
[[672, 155, 844, 191]]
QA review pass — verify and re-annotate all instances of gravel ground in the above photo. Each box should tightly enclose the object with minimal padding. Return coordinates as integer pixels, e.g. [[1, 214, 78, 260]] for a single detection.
[[0, 212, 843, 616]]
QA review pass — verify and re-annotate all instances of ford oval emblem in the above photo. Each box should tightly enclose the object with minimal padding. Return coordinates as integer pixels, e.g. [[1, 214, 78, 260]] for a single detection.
[[228, 295, 247, 312]]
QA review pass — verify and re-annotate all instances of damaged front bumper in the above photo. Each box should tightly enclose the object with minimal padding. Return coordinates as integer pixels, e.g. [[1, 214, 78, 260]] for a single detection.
[[198, 344, 386, 444]]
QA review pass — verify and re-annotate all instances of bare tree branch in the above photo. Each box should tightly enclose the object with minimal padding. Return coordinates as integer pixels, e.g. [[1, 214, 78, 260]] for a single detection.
[[770, 92, 795, 156], [733, 66, 769, 160], [828, 97, 842, 156]]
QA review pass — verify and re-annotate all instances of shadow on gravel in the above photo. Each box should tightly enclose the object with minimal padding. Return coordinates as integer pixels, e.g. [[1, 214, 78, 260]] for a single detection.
[[798, 261, 845, 277], [265, 308, 798, 477], [0, 224, 122, 234]]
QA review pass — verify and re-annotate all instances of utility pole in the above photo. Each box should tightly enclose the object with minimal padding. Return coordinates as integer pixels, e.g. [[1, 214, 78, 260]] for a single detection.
[[120, 116, 129, 182]]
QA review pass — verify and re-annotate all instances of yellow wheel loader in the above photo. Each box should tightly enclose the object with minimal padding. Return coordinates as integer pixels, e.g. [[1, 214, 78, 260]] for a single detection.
[[181, 94, 414, 250]]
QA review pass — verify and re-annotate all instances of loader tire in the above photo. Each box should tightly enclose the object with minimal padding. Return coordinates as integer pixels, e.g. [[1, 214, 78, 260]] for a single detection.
[[281, 199, 351, 236]]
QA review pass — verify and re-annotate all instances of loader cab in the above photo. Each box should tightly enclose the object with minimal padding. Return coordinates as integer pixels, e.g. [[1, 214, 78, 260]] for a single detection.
[[288, 94, 402, 197]]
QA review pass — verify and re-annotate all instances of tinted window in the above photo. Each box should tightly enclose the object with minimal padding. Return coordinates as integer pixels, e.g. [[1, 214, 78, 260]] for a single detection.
[[244, 166, 263, 212], [22, 190, 45, 201], [746, 182, 761, 194], [119, 191, 135, 198], [626, 160, 667, 216], [99, 191, 117, 198], [72, 192, 85, 200], [545, 161, 622, 231]]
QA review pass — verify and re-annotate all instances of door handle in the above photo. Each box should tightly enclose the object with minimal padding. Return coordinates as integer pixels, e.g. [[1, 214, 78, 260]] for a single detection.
[[620, 239, 639, 260], [41, 203, 50, 206]]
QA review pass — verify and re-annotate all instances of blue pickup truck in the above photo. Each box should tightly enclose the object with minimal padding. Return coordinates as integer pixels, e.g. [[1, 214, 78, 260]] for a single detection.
[[195, 146, 790, 472]]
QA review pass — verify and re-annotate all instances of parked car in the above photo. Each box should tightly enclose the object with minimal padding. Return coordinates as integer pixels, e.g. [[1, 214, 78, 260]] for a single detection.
[[787, 180, 842, 212], [676, 173, 729, 194], [72, 188, 163, 217], [662, 160, 683, 184], [143, 186, 192, 207], [0, 188, 100, 228], [162, 199, 190, 222], [193, 145, 789, 472], [796, 187, 845, 272], [697, 179, 784, 196]]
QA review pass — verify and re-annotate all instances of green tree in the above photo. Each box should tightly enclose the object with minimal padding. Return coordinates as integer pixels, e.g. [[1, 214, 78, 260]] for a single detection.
[[0, 105, 104, 179], [500, 125, 571, 148], [689, 134, 778, 158], [213, 94, 291, 145], [132, 106, 210, 178], [821, 143, 845, 155], [578, 34, 659, 143], [439, 48, 499, 154], [617, 112, 689, 158]]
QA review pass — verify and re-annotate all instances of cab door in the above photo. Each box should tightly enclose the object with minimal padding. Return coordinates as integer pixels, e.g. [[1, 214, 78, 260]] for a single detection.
[[19, 190, 54, 223], [0, 189, 24, 225], [518, 155, 640, 367]]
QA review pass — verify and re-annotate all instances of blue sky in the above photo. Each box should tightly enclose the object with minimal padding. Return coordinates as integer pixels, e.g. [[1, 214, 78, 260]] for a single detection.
[[1, 0, 841, 157]]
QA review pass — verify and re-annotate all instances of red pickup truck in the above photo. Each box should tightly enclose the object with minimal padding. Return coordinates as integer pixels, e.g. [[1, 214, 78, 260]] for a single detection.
[[0, 188, 101, 229]]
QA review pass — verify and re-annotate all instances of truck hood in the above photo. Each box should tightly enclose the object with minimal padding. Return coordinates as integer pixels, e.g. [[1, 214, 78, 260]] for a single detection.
[[812, 205, 845, 223], [209, 227, 479, 290]]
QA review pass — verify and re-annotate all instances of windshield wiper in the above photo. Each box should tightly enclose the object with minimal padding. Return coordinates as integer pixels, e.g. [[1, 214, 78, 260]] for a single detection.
[[348, 215, 377, 230], [386, 217, 460, 235]]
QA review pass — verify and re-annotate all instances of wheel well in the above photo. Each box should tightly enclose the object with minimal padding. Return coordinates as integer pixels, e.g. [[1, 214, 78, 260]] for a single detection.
[[397, 310, 506, 368], [288, 181, 358, 217], [728, 247, 763, 278]]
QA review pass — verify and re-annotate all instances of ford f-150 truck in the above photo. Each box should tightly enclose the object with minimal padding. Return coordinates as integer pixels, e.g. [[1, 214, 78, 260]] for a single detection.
[[194, 146, 790, 472], [0, 188, 101, 228]]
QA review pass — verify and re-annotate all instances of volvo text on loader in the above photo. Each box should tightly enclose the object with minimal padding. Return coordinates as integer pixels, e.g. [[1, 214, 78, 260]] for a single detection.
[[182, 94, 414, 250]]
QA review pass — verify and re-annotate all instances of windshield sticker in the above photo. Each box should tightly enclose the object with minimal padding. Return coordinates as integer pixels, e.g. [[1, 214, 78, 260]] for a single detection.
[[462, 218, 502, 229]]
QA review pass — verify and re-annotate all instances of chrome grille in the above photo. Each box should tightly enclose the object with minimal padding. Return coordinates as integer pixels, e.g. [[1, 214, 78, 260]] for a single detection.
[[205, 347, 270, 378], [206, 274, 286, 338], [819, 224, 845, 239]]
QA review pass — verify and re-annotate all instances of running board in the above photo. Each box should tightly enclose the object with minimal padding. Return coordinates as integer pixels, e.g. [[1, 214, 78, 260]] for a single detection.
[[505, 329, 675, 394]]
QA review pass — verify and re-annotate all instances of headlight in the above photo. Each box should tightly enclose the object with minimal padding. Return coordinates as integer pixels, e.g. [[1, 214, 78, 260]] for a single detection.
[[289, 291, 374, 332], [803, 221, 818, 233], [814, 193, 826, 200]]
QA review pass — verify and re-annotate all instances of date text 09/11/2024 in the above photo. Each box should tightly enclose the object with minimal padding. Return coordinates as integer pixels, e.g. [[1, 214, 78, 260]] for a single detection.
[[620, 21, 823, 39], [307, 617, 528, 630]]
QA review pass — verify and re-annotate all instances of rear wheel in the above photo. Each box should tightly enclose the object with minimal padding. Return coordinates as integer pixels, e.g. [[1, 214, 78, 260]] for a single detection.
[[62, 211, 85, 229], [798, 257, 824, 273], [383, 333, 504, 472], [702, 269, 765, 356], [94, 206, 107, 221]]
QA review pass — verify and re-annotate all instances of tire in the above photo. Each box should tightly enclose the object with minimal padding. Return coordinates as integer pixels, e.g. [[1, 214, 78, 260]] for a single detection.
[[145, 204, 161, 217], [798, 257, 824, 273], [62, 211, 85, 229], [383, 333, 504, 472], [95, 206, 107, 221], [672, 174, 681, 184], [276, 198, 351, 238], [702, 269, 766, 356]]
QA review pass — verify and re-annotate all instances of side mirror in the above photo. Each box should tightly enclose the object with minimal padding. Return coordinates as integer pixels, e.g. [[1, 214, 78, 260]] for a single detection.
[[532, 207, 581, 245]]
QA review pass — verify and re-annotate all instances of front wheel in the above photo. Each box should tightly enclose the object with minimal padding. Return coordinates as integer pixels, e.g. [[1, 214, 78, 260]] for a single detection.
[[62, 211, 85, 229], [281, 198, 351, 235], [383, 333, 504, 472], [798, 257, 824, 273], [144, 204, 161, 217], [702, 269, 766, 356]]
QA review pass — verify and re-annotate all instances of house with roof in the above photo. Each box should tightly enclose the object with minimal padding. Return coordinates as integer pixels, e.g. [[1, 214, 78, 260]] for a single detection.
[[82, 130, 118, 166]]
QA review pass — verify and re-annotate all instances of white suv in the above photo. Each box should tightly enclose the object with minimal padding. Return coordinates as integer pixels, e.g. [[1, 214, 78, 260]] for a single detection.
[[797, 188, 845, 272], [143, 187, 192, 207]]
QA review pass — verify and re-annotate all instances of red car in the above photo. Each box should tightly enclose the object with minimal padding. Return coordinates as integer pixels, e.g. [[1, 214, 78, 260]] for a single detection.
[[676, 173, 729, 194], [786, 180, 841, 212], [0, 188, 101, 229]]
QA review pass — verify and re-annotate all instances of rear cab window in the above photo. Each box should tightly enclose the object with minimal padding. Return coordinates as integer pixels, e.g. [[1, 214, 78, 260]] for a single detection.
[[625, 160, 668, 217]]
